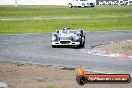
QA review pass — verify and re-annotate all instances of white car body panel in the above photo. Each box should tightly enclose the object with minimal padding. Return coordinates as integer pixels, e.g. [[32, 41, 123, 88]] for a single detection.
[[68, 0, 96, 7], [52, 41, 80, 45]]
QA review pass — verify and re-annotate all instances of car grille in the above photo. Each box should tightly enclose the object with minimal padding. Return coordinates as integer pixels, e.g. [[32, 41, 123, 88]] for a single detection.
[[60, 41, 71, 44]]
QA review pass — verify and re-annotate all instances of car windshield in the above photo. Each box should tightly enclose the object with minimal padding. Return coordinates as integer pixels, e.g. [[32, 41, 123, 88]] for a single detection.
[[69, 30, 77, 33], [59, 30, 77, 34]]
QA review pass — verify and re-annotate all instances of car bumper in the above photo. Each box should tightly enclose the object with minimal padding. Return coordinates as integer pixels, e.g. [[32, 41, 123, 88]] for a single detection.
[[51, 41, 80, 45]]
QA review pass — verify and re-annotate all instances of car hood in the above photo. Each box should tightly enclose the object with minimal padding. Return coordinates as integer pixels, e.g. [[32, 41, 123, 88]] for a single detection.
[[59, 33, 75, 37]]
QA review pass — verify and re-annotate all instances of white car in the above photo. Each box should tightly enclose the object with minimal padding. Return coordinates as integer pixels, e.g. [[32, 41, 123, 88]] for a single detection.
[[51, 28, 85, 48], [68, 0, 96, 8]]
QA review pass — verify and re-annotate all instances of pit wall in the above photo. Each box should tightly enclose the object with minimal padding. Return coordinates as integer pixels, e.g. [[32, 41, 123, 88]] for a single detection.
[[0, 0, 131, 6]]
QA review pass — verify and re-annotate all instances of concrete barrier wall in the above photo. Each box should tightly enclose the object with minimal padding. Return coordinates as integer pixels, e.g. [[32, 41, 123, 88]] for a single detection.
[[0, 0, 131, 5], [0, 0, 68, 5]]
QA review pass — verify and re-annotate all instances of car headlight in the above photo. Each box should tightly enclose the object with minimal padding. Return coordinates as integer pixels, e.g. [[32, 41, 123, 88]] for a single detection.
[[52, 36, 57, 41], [74, 35, 80, 41]]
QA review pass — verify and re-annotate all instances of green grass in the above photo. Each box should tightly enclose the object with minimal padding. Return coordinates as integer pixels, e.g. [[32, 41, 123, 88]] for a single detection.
[[47, 84, 57, 88], [0, 6, 132, 34], [0, 6, 131, 18]]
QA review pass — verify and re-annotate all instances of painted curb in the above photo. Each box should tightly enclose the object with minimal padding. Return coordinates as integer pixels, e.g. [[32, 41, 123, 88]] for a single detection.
[[81, 49, 132, 59]]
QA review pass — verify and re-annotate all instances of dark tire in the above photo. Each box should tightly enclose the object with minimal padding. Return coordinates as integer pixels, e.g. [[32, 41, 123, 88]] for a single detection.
[[52, 45, 57, 48], [69, 3, 73, 8], [78, 35, 85, 48], [77, 42, 85, 48], [76, 75, 87, 85], [76, 30, 85, 48], [82, 36, 85, 48], [81, 3, 85, 8], [91, 5, 94, 7], [77, 38, 83, 48], [82, 42, 85, 48], [77, 44, 82, 48], [77, 37, 85, 48]]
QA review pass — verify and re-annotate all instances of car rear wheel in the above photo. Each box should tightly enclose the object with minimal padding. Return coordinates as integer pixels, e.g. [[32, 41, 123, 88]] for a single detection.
[[69, 3, 73, 8], [91, 5, 94, 7], [81, 3, 85, 8]]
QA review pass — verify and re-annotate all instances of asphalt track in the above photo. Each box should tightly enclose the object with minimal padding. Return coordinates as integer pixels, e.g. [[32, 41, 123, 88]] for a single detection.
[[0, 30, 132, 74]]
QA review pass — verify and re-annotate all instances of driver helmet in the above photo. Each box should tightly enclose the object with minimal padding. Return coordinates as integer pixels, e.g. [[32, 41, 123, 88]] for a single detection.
[[63, 27, 70, 33]]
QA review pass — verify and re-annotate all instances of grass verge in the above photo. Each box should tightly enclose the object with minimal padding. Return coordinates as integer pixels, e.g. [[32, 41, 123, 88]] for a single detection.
[[0, 6, 132, 34]]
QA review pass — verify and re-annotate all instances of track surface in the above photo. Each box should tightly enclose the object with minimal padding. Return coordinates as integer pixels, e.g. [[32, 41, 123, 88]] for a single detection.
[[0, 30, 132, 74]]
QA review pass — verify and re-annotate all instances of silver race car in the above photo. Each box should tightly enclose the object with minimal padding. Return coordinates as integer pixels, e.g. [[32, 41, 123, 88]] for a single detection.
[[51, 28, 85, 48]]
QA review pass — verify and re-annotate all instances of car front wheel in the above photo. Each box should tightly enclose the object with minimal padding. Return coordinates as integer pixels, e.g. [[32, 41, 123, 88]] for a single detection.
[[52, 45, 57, 48]]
